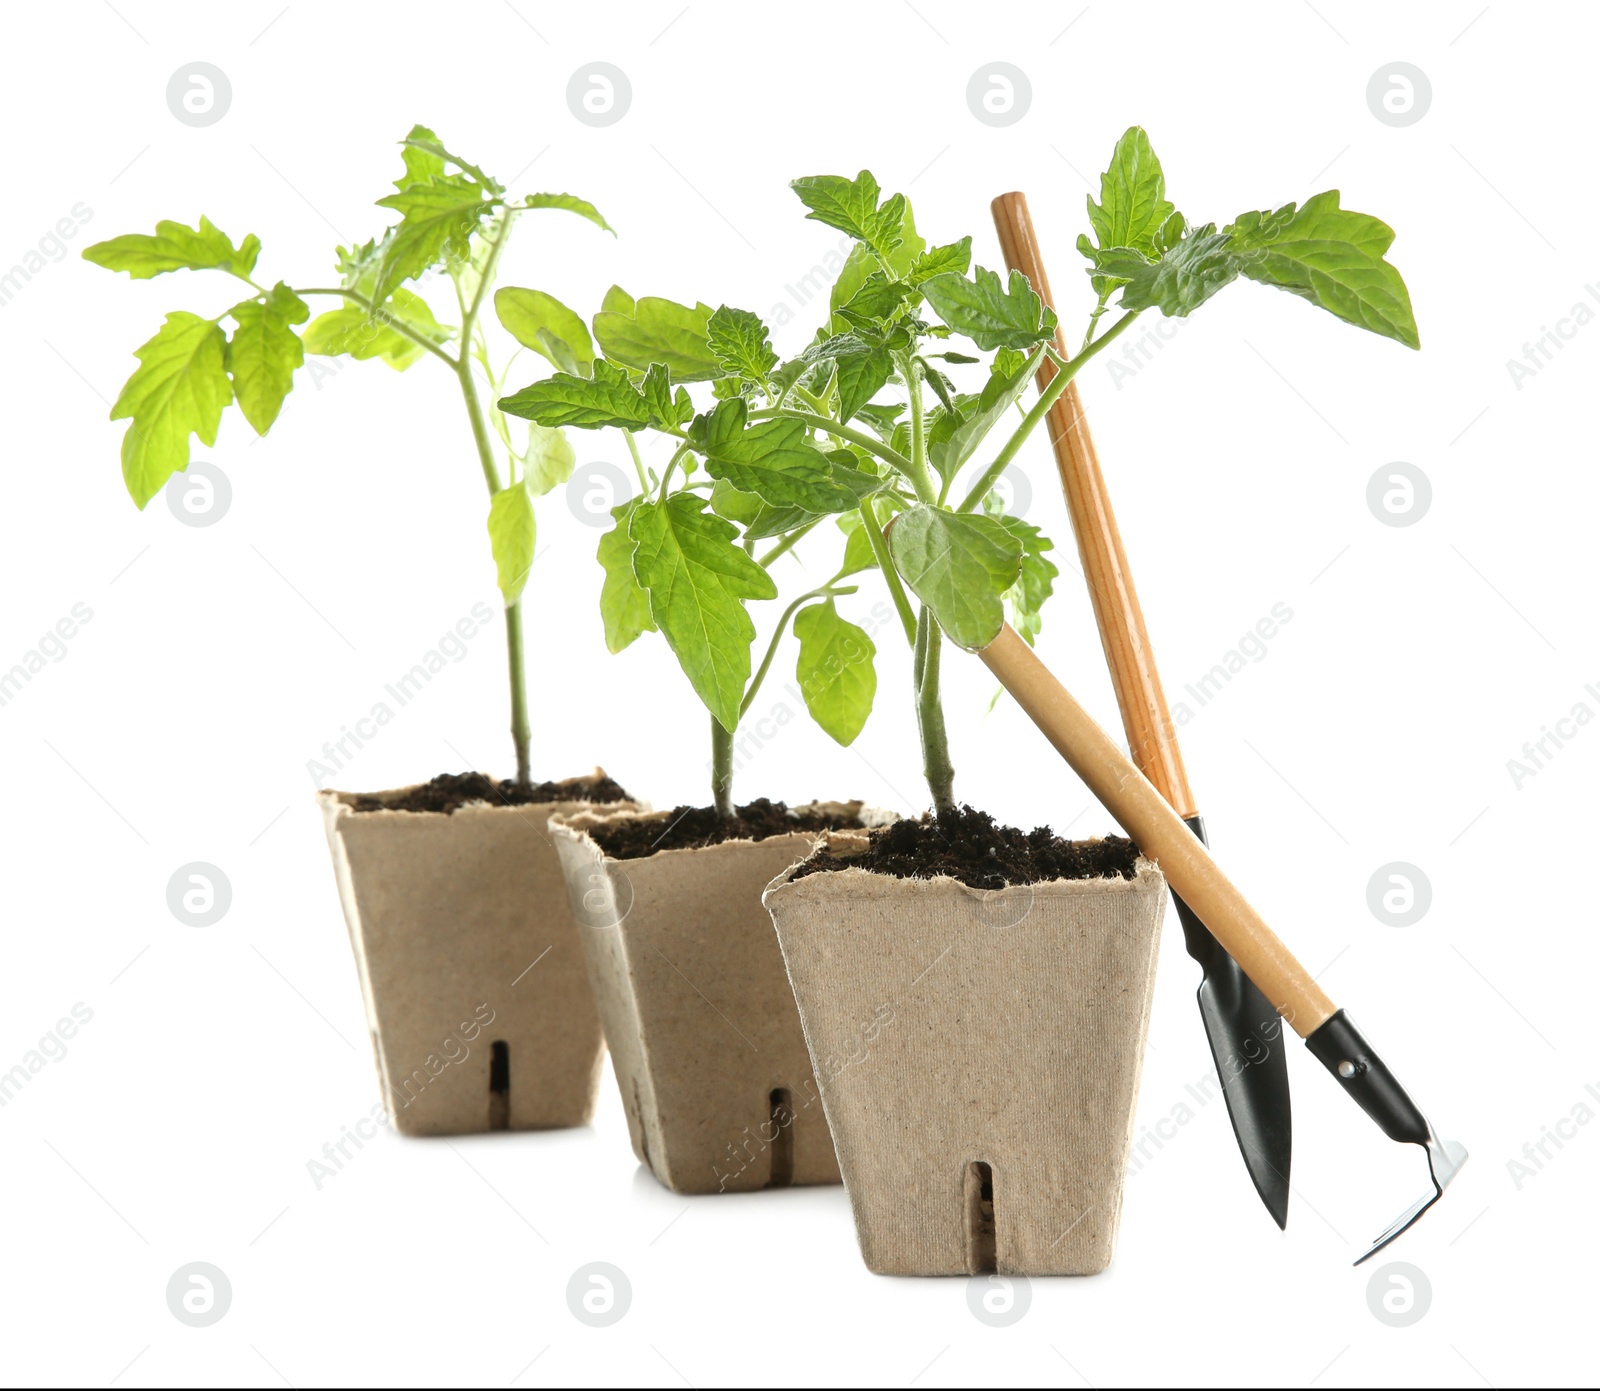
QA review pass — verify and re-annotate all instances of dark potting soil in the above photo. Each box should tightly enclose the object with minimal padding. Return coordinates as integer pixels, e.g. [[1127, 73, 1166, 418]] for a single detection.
[[791, 804, 1139, 891], [588, 798, 862, 861], [350, 770, 633, 816]]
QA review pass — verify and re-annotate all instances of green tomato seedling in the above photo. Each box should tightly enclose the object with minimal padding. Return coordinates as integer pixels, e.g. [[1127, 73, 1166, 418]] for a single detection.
[[84, 125, 611, 789], [503, 125, 1418, 818]]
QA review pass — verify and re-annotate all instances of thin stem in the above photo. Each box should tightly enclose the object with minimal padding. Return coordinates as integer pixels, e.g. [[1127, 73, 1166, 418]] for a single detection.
[[756, 518, 821, 568], [294, 288, 459, 368], [954, 310, 1141, 514], [903, 351, 932, 498], [749, 407, 917, 482], [656, 442, 693, 501], [858, 499, 917, 647], [742, 593, 812, 720], [504, 602, 532, 787], [623, 430, 649, 492], [456, 352, 505, 496], [1081, 290, 1113, 352], [711, 713, 735, 818], [740, 580, 855, 719], [463, 212, 509, 330], [914, 606, 956, 814], [455, 211, 529, 783]]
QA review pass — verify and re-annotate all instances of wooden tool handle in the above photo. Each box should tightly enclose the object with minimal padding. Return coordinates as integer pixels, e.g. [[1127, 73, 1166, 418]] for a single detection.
[[981, 624, 1336, 1036], [991, 191, 1198, 820]]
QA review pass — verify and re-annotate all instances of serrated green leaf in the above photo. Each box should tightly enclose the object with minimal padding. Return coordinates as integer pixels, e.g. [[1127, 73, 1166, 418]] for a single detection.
[[487, 483, 537, 602], [598, 499, 656, 653], [741, 504, 821, 540], [833, 344, 893, 423], [834, 272, 914, 331], [600, 284, 635, 316], [521, 422, 576, 496], [1225, 191, 1419, 348], [533, 330, 582, 377], [921, 361, 956, 412], [878, 199, 926, 281], [83, 216, 261, 282], [640, 362, 694, 430], [372, 176, 493, 301], [828, 457, 889, 501], [301, 286, 451, 370], [690, 398, 857, 512], [991, 346, 1028, 379], [733, 453, 883, 540], [494, 287, 595, 372], [707, 306, 778, 387], [109, 311, 232, 509], [829, 242, 876, 334], [790, 172, 905, 260], [396, 123, 446, 188], [908, 236, 973, 286], [710, 477, 763, 525], [794, 599, 876, 745], [226, 283, 307, 435], [498, 360, 651, 430], [629, 493, 777, 730], [887, 505, 1023, 650], [593, 295, 721, 381], [1112, 224, 1241, 316], [1085, 126, 1176, 295], [921, 265, 1058, 351], [521, 192, 613, 234], [928, 349, 1036, 485], [837, 512, 879, 577], [853, 402, 906, 440], [994, 514, 1058, 645]]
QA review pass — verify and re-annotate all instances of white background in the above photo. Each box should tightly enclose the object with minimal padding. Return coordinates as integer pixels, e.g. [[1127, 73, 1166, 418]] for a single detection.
[[1, 1, 1593, 1385]]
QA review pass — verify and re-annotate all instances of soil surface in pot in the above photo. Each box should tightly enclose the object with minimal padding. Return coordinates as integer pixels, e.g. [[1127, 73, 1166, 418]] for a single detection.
[[791, 805, 1138, 890], [588, 798, 861, 861], [352, 770, 633, 815]]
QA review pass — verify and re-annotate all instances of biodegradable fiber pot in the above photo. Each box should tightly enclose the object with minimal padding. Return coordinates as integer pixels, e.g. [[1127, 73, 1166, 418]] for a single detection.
[[763, 840, 1167, 1276], [319, 772, 642, 1137], [550, 806, 860, 1195]]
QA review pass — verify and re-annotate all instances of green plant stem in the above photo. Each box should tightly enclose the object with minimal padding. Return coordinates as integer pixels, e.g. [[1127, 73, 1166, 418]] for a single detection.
[[749, 407, 917, 481], [955, 310, 1141, 514], [433, 207, 528, 787], [755, 518, 820, 568], [623, 431, 649, 492], [914, 606, 956, 813], [740, 579, 855, 719], [656, 442, 693, 501], [294, 288, 459, 369], [859, 499, 917, 647], [1082, 291, 1113, 351], [711, 713, 735, 819], [502, 602, 532, 786], [902, 351, 938, 503]]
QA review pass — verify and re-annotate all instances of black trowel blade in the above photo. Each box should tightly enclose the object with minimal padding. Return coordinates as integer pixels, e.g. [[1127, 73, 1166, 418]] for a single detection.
[[1176, 817, 1293, 1228]]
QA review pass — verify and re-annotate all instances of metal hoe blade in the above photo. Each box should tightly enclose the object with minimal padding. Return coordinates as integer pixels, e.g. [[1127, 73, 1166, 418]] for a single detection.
[[1177, 817, 1293, 1227], [1305, 1009, 1468, 1264], [1357, 1129, 1469, 1266]]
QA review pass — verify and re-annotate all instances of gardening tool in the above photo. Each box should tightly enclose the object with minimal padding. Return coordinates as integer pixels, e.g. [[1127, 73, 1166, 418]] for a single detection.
[[991, 190, 1295, 1228], [978, 621, 1466, 1263]]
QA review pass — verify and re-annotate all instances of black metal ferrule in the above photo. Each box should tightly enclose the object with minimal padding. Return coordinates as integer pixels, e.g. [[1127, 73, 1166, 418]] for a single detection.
[[1305, 1009, 1431, 1146]]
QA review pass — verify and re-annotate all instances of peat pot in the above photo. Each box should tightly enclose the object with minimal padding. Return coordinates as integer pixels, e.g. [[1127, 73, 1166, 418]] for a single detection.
[[763, 840, 1167, 1276], [319, 772, 641, 1136], [550, 806, 863, 1195]]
